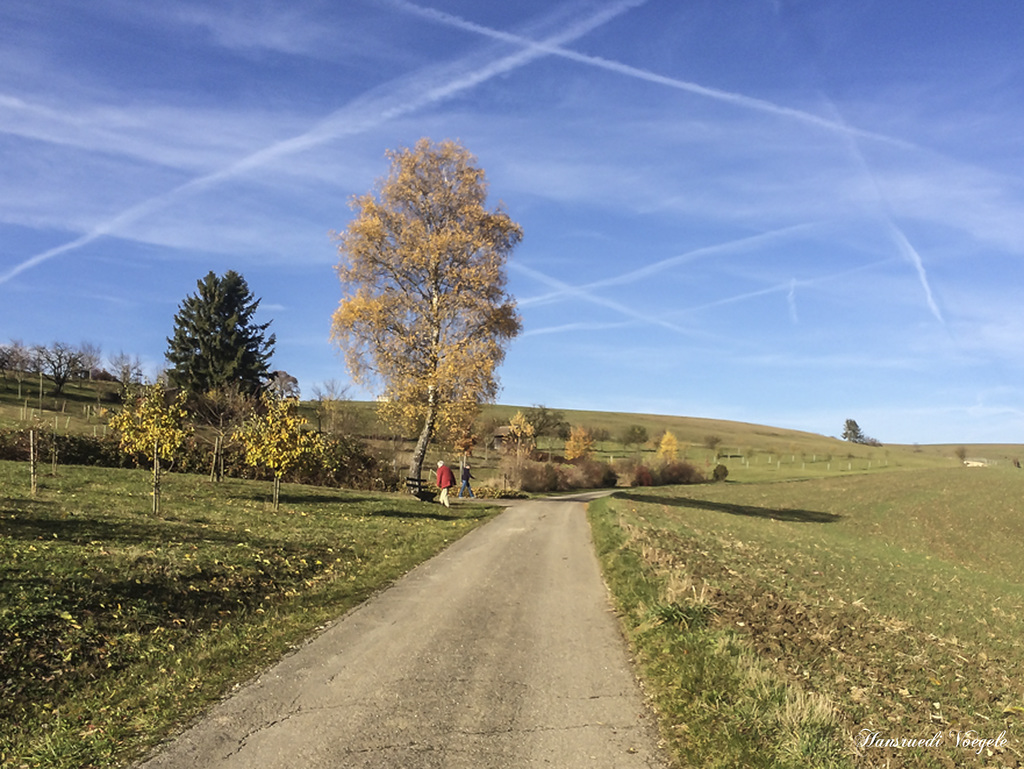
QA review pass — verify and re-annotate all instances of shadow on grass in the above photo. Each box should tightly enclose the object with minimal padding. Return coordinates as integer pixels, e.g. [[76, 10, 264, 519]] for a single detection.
[[267, 491, 384, 506], [614, 491, 841, 523], [1, 498, 493, 549], [0, 510, 233, 546], [366, 505, 494, 522], [0, 506, 338, 552]]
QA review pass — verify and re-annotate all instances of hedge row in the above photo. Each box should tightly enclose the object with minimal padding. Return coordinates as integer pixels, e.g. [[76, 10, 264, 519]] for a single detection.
[[0, 428, 393, 491]]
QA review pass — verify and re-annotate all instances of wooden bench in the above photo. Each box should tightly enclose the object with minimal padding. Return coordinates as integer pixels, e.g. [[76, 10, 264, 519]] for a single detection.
[[405, 477, 437, 502]]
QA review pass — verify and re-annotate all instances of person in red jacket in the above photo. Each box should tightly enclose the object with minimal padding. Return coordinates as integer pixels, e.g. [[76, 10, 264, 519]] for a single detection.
[[436, 460, 455, 508]]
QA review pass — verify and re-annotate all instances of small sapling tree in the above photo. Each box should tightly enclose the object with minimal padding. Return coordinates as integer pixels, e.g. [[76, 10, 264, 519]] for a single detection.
[[564, 425, 594, 462], [502, 410, 535, 488], [310, 379, 357, 435], [233, 394, 324, 511], [657, 431, 679, 463], [192, 384, 255, 482], [110, 383, 192, 515], [4, 340, 33, 398]]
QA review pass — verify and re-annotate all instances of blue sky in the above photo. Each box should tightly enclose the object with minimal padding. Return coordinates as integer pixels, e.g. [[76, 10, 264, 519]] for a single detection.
[[2, 0, 1023, 444]]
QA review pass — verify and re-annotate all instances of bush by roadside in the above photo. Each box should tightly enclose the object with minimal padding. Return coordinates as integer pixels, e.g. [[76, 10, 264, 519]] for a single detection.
[[616, 459, 706, 487]]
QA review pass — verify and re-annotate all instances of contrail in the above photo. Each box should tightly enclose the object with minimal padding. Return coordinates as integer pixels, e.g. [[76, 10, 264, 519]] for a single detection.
[[406, 0, 945, 324], [389, 0, 914, 149], [523, 320, 634, 337], [819, 97, 945, 323], [512, 261, 695, 336], [0, 0, 647, 286], [675, 257, 896, 316], [516, 256, 780, 340], [519, 223, 814, 308], [518, 254, 898, 337], [0, 195, 177, 286], [888, 224, 942, 321]]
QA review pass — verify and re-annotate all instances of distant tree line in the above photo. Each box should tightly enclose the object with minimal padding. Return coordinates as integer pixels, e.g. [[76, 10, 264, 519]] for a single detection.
[[0, 340, 142, 398]]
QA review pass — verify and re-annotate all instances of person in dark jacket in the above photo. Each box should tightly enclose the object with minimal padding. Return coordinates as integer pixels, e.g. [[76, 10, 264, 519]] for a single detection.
[[436, 460, 455, 507], [458, 463, 475, 498]]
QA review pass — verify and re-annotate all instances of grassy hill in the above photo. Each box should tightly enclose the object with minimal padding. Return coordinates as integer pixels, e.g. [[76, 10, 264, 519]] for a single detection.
[[0, 376, 120, 436], [3, 376, 1015, 487]]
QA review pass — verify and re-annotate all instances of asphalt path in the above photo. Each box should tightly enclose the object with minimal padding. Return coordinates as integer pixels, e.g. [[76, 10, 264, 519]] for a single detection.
[[137, 494, 668, 768]]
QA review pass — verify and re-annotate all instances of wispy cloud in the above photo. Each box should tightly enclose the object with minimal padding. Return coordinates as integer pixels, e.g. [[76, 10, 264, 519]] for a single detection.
[[164, 3, 331, 56], [1, 0, 647, 286], [0, 92, 305, 173]]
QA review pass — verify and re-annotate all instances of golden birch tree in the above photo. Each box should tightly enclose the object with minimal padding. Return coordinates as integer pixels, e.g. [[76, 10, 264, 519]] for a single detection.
[[331, 138, 522, 482], [109, 383, 191, 515]]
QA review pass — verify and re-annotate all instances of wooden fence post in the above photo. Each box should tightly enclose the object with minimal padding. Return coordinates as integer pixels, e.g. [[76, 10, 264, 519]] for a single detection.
[[29, 429, 37, 496], [152, 439, 161, 515]]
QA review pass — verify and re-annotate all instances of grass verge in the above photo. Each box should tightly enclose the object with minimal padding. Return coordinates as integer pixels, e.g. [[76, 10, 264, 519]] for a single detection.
[[0, 460, 500, 768], [589, 468, 1024, 768]]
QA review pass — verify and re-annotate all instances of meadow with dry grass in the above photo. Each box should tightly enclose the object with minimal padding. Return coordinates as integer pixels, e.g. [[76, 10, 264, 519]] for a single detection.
[[590, 467, 1024, 768]]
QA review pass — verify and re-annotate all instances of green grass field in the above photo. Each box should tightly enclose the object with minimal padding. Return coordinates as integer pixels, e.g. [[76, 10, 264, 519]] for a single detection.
[[0, 461, 501, 767], [589, 467, 1024, 768]]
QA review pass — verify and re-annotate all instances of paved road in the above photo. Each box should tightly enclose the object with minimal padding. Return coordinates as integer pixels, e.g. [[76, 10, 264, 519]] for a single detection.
[[138, 495, 667, 769]]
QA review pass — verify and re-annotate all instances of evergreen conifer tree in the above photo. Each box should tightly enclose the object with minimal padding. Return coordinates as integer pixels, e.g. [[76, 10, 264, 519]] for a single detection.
[[842, 418, 865, 443], [165, 270, 275, 397]]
